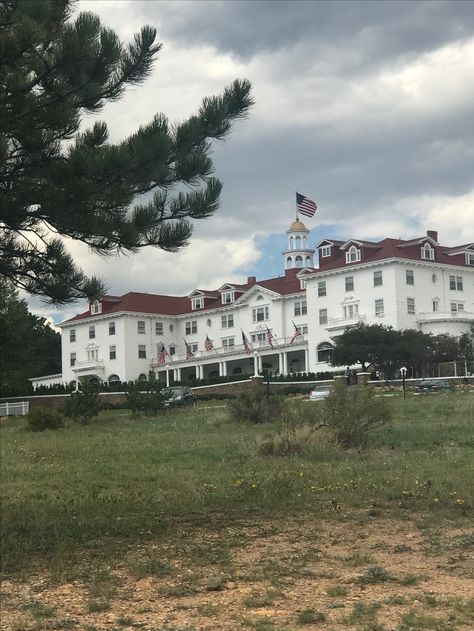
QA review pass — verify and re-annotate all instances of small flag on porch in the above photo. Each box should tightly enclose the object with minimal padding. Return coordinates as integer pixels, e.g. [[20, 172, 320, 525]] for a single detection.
[[290, 321, 302, 344], [266, 325, 276, 349], [184, 339, 194, 360], [296, 192, 317, 218], [241, 330, 251, 355], [158, 343, 169, 365], [204, 335, 214, 351]]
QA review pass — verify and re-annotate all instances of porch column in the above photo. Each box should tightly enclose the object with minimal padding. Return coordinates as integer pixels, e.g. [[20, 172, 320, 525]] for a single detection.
[[305, 348, 309, 372], [282, 352, 288, 377], [166, 369, 170, 387], [278, 353, 284, 375], [221, 361, 227, 377], [258, 355, 263, 373], [174, 367, 182, 382]]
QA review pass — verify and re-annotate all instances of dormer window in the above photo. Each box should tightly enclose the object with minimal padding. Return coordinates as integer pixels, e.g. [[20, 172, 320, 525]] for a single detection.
[[421, 243, 435, 260], [91, 300, 102, 314], [466, 252, 474, 266], [345, 245, 361, 263], [222, 291, 234, 304], [320, 245, 331, 258], [191, 297, 203, 310]]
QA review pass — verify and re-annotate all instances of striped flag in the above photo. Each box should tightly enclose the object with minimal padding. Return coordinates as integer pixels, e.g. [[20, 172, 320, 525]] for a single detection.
[[204, 335, 214, 351], [157, 343, 169, 365], [241, 330, 251, 355], [266, 325, 276, 349], [290, 321, 302, 344], [184, 339, 194, 360], [296, 192, 317, 218]]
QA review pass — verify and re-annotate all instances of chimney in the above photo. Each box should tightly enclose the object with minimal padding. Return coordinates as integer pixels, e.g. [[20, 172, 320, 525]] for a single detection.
[[247, 276, 256, 286], [427, 230, 438, 242]]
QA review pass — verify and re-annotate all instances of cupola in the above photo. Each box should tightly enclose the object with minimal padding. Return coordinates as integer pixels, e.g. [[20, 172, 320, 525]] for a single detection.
[[282, 218, 315, 270]]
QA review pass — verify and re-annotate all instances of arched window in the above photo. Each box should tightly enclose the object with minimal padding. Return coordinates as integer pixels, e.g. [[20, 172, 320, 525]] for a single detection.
[[287, 257, 293, 268], [421, 243, 434, 260], [295, 236, 301, 249], [289, 236, 294, 249], [345, 245, 361, 263], [138, 373, 147, 381], [108, 374, 120, 383], [303, 236, 308, 248], [317, 342, 333, 363], [295, 255, 303, 268], [305, 256, 312, 267]]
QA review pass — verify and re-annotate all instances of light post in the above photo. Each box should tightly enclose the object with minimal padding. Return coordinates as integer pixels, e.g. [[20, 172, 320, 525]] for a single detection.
[[253, 350, 259, 377], [400, 366, 407, 400]]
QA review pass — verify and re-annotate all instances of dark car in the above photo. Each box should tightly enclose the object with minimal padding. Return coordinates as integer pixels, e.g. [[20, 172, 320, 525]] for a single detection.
[[161, 386, 197, 407], [415, 380, 454, 393]]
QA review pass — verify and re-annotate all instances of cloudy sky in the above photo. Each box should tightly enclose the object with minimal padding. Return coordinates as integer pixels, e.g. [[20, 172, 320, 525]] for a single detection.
[[34, 0, 474, 322]]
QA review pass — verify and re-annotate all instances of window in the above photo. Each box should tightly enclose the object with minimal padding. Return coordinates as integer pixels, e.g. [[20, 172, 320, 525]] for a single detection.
[[155, 321, 163, 336], [137, 320, 146, 334], [286, 257, 293, 268], [343, 304, 359, 319], [221, 314, 234, 328], [320, 245, 331, 258], [432, 300, 439, 312], [407, 297, 415, 314], [109, 345, 116, 360], [251, 332, 267, 344], [70, 352, 76, 367], [451, 302, 464, 312], [185, 320, 198, 335], [345, 276, 354, 292], [466, 252, 474, 266], [319, 308, 328, 325], [91, 300, 101, 314], [375, 299, 384, 316], [69, 329, 76, 342], [345, 245, 361, 263], [373, 271, 383, 287], [192, 297, 203, 310], [295, 255, 303, 268], [421, 243, 434, 260], [138, 345, 147, 359], [189, 342, 198, 353], [294, 300, 307, 316], [108, 374, 120, 383], [89, 325, 95, 339], [318, 281, 326, 297], [108, 322, 115, 335], [169, 344, 176, 356], [222, 291, 234, 304], [252, 306, 269, 322], [222, 337, 235, 348], [449, 275, 463, 291], [406, 270, 414, 285], [317, 342, 333, 363]]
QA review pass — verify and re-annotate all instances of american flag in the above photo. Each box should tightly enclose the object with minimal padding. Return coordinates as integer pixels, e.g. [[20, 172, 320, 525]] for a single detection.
[[296, 192, 317, 218], [241, 330, 251, 355], [290, 321, 302, 344], [185, 340, 194, 360], [204, 335, 214, 351], [157, 343, 169, 365], [266, 325, 276, 349]]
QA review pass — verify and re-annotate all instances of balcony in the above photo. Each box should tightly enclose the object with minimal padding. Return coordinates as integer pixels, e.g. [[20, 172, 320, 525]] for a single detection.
[[326, 314, 367, 333], [72, 359, 105, 376], [150, 335, 306, 368], [417, 310, 474, 323]]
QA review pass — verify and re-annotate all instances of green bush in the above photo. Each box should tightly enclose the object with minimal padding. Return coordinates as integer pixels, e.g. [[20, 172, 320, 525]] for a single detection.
[[228, 390, 284, 423], [126, 379, 162, 416], [257, 424, 317, 456], [64, 382, 100, 424], [26, 407, 64, 432], [323, 381, 392, 448]]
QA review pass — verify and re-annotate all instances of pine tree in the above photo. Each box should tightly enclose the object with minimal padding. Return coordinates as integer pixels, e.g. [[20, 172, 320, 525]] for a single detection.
[[0, 0, 253, 304]]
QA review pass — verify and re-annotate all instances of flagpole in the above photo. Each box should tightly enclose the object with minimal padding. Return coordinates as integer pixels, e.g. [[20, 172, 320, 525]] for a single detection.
[[295, 190, 298, 220]]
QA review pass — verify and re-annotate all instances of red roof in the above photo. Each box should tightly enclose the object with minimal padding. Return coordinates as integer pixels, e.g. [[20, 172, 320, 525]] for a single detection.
[[316, 233, 472, 272], [62, 268, 307, 324]]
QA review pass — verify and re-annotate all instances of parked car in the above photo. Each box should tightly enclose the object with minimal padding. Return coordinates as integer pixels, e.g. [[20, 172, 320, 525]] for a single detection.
[[415, 380, 454, 393], [309, 385, 333, 401], [161, 386, 197, 407]]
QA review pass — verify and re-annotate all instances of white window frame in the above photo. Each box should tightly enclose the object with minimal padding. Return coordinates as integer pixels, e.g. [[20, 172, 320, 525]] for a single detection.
[[345, 276, 354, 292], [69, 329, 76, 342], [421, 243, 434, 260], [221, 314, 234, 329], [252, 305, 269, 323], [70, 352, 76, 367], [221, 291, 234, 304], [222, 336, 235, 348], [450, 302, 464, 312], [169, 344, 176, 356], [343, 303, 359, 319], [89, 325, 95, 339], [138, 344, 147, 359], [406, 270, 414, 285], [345, 245, 361, 263], [191, 297, 203, 310], [137, 320, 146, 334], [466, 252, 474, 266], [185, 320, 198, 335], [375, 299, 384, 317], [294, 300, 307, 316], [449, 275, 463, 291], [251, 332, 267, 344], [319, 308, 328, 325], [155, 321, 163, 336], [109, 345, 116, 360], [91, 300, 102, 314], [407, 297, 416, 314], [109, 322, 115, 335], [317, 342, 333, 363], [318, 281, 326, 297], [320, 245, 331, 258], [373, 271, 383, 287]]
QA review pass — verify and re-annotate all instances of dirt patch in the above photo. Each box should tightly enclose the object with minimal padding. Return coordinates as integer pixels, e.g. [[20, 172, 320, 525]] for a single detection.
[[1, 515, 473, 630]]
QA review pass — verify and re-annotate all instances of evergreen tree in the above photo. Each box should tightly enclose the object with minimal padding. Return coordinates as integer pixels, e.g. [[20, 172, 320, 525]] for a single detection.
[[0, 279, 61, 395], [0, 0, 253, 304]]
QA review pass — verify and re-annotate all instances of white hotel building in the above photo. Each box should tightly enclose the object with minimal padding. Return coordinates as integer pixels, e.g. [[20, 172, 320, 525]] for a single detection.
[[43, 221, 473, 388]]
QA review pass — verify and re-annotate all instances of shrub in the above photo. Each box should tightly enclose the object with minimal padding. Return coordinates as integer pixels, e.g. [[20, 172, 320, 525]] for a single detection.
[[26, 407, 64, 432], [323, 381, 392, 448], [126, 379, 162, 416], [228, 390, 284, 423], [64, 382, 100, 424], [257, 424, 317, 456]]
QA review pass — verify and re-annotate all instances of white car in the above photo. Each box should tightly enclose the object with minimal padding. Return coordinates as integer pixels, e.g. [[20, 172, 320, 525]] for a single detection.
[[309, 386, 332, 401]]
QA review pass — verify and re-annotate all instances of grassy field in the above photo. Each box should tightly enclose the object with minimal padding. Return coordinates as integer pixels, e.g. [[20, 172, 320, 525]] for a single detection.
[[1, 392, 473, 630]]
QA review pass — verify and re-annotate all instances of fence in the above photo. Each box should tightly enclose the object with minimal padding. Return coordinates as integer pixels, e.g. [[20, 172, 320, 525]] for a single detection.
[[0, 401, 30, 416]]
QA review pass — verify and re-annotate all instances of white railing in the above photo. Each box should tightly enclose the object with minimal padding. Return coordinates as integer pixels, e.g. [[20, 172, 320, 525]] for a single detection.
[[417, 310, 474, 322], [73, 359, 105, 371], [0, 401, 29, 416], [327, 315, 367, 329]]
